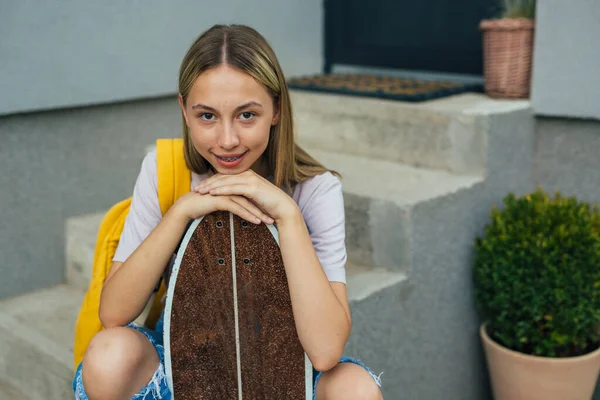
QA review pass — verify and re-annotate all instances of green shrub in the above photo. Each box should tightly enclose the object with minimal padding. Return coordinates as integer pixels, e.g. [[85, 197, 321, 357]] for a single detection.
[[474, 189, 600, 357], [500, 0, 536, 19]]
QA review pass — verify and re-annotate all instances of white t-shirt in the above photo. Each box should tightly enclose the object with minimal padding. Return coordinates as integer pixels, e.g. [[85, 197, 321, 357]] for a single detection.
[[113, 150, 347, 283]]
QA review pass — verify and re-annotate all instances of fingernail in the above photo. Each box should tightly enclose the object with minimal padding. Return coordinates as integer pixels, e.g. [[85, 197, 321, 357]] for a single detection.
[[266, 218, 274, 224], [255, 217, 261, 224]]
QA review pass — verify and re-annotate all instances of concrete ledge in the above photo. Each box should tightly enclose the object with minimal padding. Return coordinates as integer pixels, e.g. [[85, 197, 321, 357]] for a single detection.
[[346, 264, 408, 303], [0, 276, 408, 398], [0, 379, 29, 400], [66, 211, 407, 303], [0, 284, 83, 399], [308, 148, 483, 206], [308, 148, 483, 272], [66, 213, 104, 290], [293, 92, 530, 175], [66, 147, 483, 281]]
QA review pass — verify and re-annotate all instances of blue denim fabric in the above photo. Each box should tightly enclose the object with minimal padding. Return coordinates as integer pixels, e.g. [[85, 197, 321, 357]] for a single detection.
[[73, 321, 170, 400], [73, 315, 381, 399]]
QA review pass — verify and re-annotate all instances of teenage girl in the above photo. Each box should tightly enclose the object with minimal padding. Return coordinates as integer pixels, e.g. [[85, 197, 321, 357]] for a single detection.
[[73, 24, 383, 400]]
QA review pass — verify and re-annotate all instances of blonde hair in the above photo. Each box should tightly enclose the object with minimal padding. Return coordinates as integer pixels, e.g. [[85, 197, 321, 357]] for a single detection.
[[178, 24, 338, 191]]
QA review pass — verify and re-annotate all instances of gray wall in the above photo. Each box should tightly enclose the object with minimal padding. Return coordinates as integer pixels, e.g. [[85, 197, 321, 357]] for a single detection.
[[0, 0, 323, 116], [532, 4, 600, 393], [0, 97, 180, 298], [0, 1, 323, 297], [531, 0, 600, 120], [534, 117, 600, 204], [534, 116, 600, 399]]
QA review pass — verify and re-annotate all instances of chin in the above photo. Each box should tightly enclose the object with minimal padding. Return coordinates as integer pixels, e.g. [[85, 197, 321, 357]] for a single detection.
[[215, 168, 246, 175]]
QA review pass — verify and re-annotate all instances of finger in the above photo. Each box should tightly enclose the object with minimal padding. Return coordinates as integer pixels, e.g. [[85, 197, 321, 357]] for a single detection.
[[196, 173, 257, 194], [194, 173, 226, 193], [216, 198, 262, 224], [208, 184, 254, 199], [196, 176, 239, 194], [194, 174, 241, 191], [230, 196, 274, 224]]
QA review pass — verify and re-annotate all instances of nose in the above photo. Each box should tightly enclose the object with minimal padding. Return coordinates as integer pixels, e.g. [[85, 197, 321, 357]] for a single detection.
[[217, 123, 240, 150]]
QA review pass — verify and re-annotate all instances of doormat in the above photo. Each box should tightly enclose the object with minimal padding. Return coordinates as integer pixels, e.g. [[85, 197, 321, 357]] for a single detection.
[[287, 73, 483, 102]]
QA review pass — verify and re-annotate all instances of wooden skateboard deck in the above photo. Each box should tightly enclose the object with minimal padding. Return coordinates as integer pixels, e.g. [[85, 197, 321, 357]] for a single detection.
[[164, 211, 313, 399]]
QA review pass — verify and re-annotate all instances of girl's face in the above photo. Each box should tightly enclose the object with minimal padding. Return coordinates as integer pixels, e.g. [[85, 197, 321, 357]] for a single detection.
[[179, 65, 279, 176]]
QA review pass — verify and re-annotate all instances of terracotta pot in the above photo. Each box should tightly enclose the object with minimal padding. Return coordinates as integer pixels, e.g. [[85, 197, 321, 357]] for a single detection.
[[480, 18, 535, 99], [480, 325, 600, 400]]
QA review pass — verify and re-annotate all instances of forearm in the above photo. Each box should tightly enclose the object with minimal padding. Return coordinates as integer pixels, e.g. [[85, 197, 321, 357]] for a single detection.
[[99, 204, 190, 328], [277, 211, 351, 371]]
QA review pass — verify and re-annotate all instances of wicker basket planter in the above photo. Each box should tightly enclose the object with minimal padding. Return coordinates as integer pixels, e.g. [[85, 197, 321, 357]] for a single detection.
[[480, 18, 535, 99]]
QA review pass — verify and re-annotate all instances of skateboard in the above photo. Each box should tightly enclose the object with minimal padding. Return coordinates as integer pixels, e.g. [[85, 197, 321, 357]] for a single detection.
[[164, 211, 313, 399]]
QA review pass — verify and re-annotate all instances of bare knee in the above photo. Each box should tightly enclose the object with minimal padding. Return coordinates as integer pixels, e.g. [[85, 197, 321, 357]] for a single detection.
[[316, 363, 383, 400], [82, 327, 159, 400]]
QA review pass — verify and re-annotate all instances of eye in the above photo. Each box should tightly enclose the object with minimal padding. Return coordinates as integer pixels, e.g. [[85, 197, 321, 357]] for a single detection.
[[239, 112, 255, 121], [199, 113, 215, 121]]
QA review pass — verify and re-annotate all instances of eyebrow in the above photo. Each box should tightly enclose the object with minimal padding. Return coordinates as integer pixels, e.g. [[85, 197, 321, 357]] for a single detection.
[[191, 101, 263, 113]]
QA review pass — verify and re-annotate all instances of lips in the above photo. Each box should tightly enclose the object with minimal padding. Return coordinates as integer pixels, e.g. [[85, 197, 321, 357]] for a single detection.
[[213, 151, 248, 168], [215, 152, 247, 162]]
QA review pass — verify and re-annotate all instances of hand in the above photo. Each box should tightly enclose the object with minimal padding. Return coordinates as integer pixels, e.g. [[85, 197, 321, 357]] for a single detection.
[[194, 170, 300, 223], [172, 191, 274, 225]]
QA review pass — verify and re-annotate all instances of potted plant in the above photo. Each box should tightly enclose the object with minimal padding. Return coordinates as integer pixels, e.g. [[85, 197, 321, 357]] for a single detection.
[[480, 0, 536, 98], [474, 189, 600, 400]]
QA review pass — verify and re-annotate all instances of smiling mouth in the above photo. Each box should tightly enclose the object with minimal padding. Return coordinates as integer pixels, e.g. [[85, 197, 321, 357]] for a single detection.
[[215, 151, 248, 162]]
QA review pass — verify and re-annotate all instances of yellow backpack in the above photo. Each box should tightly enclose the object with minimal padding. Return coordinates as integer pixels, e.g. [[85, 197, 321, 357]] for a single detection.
[[73, 138, 191, 372]]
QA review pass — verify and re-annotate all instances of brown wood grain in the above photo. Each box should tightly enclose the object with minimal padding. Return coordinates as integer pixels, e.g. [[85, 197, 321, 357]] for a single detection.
[[169, 212, 307, 399], [169, 211, 238, 399], [233, 215, 306, 399]]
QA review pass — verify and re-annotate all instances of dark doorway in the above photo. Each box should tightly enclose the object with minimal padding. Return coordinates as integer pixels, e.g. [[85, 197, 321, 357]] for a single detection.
[[324, 0, 498, 75]]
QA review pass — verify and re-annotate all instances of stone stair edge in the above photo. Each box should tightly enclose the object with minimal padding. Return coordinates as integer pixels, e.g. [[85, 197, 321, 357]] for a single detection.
[[0, 267, 408, 398], [305, 147, 484, 207], [0, 379, 30, 400], [0, 284, 81, 399], [66, 148, 483, 292], [0, 284, 83, 367], [290, 90, 531, 118], [66, 215, 409, 300], [292, 93, 490, 175], [0, 312, 71, 368], [291, 90, 531, 175], [0, 270, 408, 343], [140, 144, 484, 208], [0, 272, 408, 370]]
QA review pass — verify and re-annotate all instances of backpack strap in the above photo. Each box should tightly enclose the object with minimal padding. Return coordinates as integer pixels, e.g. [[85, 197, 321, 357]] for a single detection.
[[143, 138, 191, 329], [156, 138, 191, 215]]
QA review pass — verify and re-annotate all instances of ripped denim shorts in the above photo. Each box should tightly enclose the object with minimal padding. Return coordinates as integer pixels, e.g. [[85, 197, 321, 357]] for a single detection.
[[73, 315, 382, 399]]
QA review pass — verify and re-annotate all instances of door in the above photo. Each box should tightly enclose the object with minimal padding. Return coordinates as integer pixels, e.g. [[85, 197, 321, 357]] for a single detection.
[[324, 0, 499, 75]]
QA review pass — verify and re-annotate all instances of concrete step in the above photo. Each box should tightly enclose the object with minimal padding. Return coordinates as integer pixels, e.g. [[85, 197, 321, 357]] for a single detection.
[[66, 212, 407, 293], [306, 148, 483, 273], [0, 266, 406, 399], [345, 263, 407, 303], [292, 90, 526, 175], [67, 152, 481, 286], [65, 212, 102, 291], [0, 379, 29, 400], [0, 284, 84, 400]]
